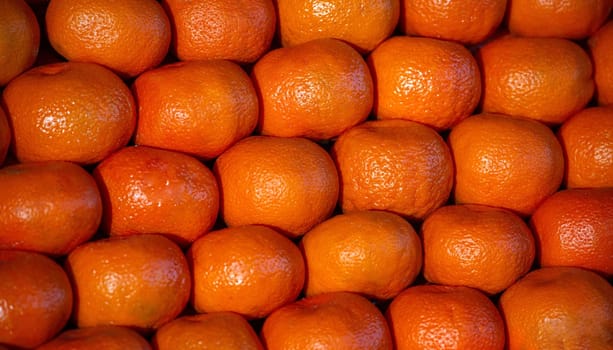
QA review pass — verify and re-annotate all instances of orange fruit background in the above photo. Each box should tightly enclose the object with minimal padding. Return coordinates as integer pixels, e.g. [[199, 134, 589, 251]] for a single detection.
[[0, 1, 612, 348]]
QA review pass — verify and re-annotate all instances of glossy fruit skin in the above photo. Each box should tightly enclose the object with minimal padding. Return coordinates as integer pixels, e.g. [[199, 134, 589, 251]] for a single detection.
[[422, 204, 535, 295], [449, 113, 564, 217], [2, 61, 136, 164], [0, 0, 40, 86], [214, 136, 339, 237], [65, 234, 191, 330], [387, 284, 505, 350], [368, 36, 481, 130], [399, 0, 507, 45], [276, 0, 400, 53], [530, 188, 613, 278], [499, 266, 613, 350], [152, 312, 264, 350], [93, 146, 219, 246], [478, 36, 594, 125], [589, 21, 613, 106], [0, 161, 102, 255], [251, 38, 373, 140], [507, 0, 611, 39], [162, 0, 276, 63], [0, 107, 11, 166], [261, 291, 393, 350], [46, 0, 171, 77], [189, 225, 305, 319], [332, 119, 454, 221], [302, 210, 422, 300], [36, 325, 152, 350], [0, 250, 73, 349], [558, 106, 613, 188], [134, 60, 258, 160]]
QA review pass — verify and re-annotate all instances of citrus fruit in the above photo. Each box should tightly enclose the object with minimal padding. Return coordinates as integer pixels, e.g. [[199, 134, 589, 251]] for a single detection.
[[421, 204, 535, 295], [0, 108, 11, 166], [558, 106, 613, 188], [588, 20, 613, 106], [449, 113, 564, 216], [152, 312, 264, 350], [499, 266, 613, 349], [302, 210, 422, 300], [530, 188, 613, 278], [0, 0, 39, 86], [276, 0, 400, 53], [2, 61, 136, 164], [332, 119, 453, 220], [65, 234, 191, 330], [214, 135, 339, 237], [478, 35, 594, 125], [161, 0, 276, 63], [399, 0, 507, 45], [0, 161, 101, 256], [368, 35, 481, 130], [45, 0, 171, 77], [507, 0, 611, 39], [386, 284, 505, 350], [93, 146, 219, 246], [189, 225, 305, 319], [133, 60, 258, 160], [251, 38, 373, 140], [0, 250, 72, 348], [261, 291, 393, 349], [37, 326, 152, 350]]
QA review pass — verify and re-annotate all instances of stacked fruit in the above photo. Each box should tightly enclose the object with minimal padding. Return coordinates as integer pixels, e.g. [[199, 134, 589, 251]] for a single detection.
[[1, 0, 612, 349]]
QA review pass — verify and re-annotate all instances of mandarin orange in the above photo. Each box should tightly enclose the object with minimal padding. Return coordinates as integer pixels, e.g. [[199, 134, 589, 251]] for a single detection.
[[558, 106, 613, 188], [189, 225, 304, 319], [302, 210, 422, 300], [507, 0, 611, 39], [499, 266, 613, 349], [368, 35, 481, 130], [2, 62, 136, 164], [162, 0, 276, 63], [261, 292, 393, 349], [93, 146, 219, 246], [0, 161, 101, 256], [386, 284, 505, 350], [276, 0, 399, 53], [0, 250, 72, 349], [422, 204, 535, 295], [530, 188, 613, 278], [153, 312, 264, 350], [66, 234, 191, 330], [37, 326, 151, 350], [589, 20, 613, 106], [251, 38, 373, 140], [478, 36, 594, 125], [400, 0, 507, 45], [46, 0, 171, 77], [332, 119, 453, 220], [214, 136, 339, 237], [449, 113, 564, 216], [0, 0, 39, 86], [133, 60, 258, 160]]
